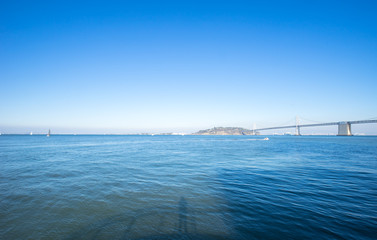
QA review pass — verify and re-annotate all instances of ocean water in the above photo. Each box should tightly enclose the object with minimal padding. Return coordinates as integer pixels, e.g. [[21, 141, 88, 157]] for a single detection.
[[0, 135, 376, 240]]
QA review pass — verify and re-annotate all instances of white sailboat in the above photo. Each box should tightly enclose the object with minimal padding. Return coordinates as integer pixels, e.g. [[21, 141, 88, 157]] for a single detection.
[[47, 129, 51, 137]]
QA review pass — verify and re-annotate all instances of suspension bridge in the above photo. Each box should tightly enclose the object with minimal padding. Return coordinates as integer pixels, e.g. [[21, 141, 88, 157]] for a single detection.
[[252, 117, 377, 136]]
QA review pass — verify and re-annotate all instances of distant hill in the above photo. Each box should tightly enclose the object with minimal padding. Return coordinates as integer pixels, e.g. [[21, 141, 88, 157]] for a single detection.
[[193, 127, 254, 135]]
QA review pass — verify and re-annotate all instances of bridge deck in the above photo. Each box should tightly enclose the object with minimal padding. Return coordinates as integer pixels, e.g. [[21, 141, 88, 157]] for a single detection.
[[254, 119, 377, 131]]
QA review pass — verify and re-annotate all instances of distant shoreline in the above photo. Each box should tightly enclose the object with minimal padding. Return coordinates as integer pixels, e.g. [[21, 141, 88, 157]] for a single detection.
[[1, 134, 375, 136]]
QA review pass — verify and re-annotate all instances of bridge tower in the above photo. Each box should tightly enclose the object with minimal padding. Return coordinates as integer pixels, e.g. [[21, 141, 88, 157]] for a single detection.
[[252, 123, 256, 135], [338, 122, 352, 136], [295, 116, 301, 136]]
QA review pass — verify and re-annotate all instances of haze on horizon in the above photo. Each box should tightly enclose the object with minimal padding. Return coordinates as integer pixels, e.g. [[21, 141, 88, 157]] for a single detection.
[[1, 1, 377, 134]]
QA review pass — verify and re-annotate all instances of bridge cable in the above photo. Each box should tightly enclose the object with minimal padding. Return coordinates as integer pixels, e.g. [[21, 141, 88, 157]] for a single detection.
[[366, 116, 377, 120], [299, 117, 326, 125], [253, 118, 295, 130]]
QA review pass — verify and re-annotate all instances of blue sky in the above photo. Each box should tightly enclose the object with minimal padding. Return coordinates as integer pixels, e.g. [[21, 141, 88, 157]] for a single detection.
[[1, 1, 377, 134]]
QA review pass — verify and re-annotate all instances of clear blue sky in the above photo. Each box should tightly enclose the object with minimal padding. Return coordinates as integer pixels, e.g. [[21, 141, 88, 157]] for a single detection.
[[1, 0, 377, 134]]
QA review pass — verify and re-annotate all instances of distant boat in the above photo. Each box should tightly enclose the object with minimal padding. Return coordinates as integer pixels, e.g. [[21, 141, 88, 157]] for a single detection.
[[47, 129, 51, 137], [30, 132, 33, 136], [263, 137, 269, 141]]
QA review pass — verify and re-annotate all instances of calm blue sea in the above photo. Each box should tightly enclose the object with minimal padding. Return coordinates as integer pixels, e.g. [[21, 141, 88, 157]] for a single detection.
[[0, 135, 376, 239]]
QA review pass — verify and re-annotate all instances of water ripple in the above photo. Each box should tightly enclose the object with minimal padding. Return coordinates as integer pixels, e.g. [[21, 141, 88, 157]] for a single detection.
[[0, 135, 376, 239]]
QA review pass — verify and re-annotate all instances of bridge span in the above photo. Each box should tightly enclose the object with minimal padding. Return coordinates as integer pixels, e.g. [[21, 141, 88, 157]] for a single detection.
[[253, 119, 377, 136]]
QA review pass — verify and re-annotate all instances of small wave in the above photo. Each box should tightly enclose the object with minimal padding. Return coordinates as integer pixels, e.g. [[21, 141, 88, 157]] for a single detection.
[[246, 138, 269, 141]]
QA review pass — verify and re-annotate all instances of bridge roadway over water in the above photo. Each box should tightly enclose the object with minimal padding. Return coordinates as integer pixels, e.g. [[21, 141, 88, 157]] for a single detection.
[[253, 119, 377, 136]]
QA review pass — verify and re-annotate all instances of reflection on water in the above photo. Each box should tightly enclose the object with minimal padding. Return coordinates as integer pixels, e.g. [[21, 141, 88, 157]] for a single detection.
[[65, 197, 227, 240], [178, 197, 188, 234]]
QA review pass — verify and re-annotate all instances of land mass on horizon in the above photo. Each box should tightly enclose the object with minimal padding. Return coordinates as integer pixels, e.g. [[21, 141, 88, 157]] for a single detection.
[[192, 127, 255, 135]]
